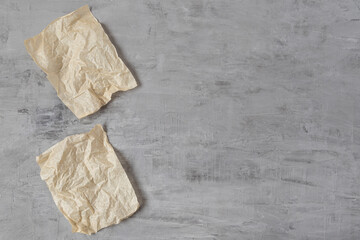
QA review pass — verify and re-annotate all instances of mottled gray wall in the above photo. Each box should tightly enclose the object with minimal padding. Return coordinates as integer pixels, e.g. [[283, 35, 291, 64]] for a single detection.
[[1, 0, 360, 239]]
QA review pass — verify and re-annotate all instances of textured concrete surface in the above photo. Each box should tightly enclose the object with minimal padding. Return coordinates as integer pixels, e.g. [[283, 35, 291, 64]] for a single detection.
[[1, 0, 360, 239]]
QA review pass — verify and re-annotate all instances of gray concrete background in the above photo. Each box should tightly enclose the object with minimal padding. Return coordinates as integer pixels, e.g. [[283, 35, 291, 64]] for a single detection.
[[1, 0, 360, 239]]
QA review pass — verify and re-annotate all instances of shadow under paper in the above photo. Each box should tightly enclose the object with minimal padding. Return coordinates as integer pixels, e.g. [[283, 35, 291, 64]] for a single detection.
[[113, 147, 145, 211], [101, 22, 141, 88]]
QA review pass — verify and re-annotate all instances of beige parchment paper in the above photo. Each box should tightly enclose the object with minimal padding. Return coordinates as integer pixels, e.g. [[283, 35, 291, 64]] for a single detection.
[[24, 5, 137, 119], [36, 125, 140, 234]]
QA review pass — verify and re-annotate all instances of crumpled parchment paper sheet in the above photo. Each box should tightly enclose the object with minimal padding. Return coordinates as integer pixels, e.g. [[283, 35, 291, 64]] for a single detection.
[[24, 5, 137, 119], [36, 125, 140, 234]]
